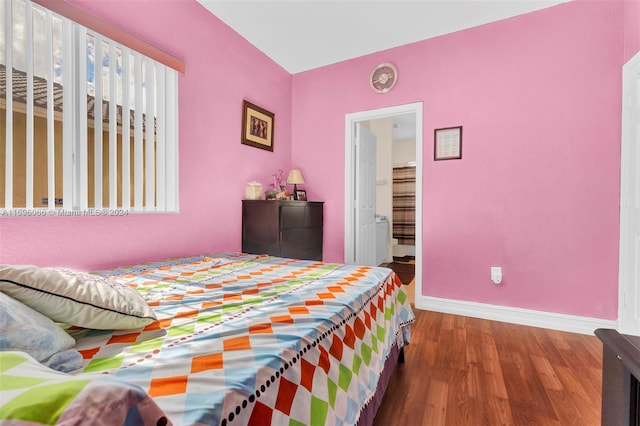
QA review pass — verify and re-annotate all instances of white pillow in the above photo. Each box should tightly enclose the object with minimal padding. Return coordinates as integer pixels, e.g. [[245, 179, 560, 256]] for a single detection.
[[0, 292, 83, 372], [0, 265, 157, 330]]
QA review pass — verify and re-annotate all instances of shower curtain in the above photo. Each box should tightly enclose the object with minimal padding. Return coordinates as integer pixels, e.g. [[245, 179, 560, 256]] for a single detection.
[[392, 166, 416, 246]]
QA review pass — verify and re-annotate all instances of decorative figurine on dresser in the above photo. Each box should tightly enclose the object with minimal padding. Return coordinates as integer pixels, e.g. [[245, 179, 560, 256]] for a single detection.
[[242, 200, 323, 261]]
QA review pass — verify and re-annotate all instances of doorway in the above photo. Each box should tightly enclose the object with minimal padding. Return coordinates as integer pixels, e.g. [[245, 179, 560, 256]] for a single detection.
[[618, 51, 640, 334], [344, 102, 423, 302]]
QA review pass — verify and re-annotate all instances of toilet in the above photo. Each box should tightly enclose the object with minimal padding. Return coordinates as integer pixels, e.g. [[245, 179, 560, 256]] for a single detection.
[[376, 216, 389, 265]]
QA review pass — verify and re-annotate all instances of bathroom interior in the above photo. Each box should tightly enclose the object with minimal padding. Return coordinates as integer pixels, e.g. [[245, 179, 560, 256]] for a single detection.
[[364, 113, 417, 268]]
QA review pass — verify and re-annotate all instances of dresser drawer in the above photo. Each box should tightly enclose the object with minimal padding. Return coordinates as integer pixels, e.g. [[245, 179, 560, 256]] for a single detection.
[[242, 200, 323, 261], [280, 204, 323, 228]]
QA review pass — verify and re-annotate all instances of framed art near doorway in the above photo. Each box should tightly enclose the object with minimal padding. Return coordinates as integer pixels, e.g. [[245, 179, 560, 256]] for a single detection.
[[434, 126, 462, 161]]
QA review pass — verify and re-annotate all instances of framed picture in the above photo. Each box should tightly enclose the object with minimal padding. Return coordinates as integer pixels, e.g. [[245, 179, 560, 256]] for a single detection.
[[295, 189, 307, 201], [434, 126, 462, 161], [241, 100, 275, 152]]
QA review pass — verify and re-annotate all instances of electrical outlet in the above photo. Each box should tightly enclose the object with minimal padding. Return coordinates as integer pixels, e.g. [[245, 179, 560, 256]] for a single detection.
[[491, 266, 502, 284]]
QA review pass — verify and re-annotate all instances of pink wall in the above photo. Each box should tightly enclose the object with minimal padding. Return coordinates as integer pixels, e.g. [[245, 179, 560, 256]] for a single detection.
[[624, 0, 640, 62], [291, 0, 629, 319], [0, 0, 292, 270], [1, 0, 636, 320]]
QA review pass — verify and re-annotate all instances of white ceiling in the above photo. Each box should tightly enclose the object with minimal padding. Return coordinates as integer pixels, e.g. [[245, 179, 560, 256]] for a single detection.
[[197, 0, 569, 74]]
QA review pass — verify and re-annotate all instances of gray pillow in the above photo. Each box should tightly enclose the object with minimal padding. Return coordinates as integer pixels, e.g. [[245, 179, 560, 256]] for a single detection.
[[0, 291, 82, 372]]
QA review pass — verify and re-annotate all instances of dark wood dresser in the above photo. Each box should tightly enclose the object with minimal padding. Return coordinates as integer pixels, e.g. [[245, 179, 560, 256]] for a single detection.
[[242, 200, 324, 261]]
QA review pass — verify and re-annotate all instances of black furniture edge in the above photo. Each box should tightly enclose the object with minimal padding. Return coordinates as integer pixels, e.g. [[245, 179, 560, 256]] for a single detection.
[[595, 328, 640, 426], [596, 329, 640, 381]]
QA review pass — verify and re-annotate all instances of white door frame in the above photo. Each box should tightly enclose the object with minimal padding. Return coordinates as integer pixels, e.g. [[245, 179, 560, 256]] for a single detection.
[[344, 102, 423, 297], [618, 51, 640, 334]]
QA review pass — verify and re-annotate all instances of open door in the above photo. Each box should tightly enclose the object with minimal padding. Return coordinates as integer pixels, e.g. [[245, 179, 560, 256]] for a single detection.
[[344, 102, 423, 303], [619, 51, 640, 334], [355, 123, 377, 266]]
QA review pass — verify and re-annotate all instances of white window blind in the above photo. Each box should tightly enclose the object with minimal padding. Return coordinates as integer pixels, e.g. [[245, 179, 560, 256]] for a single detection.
[[1, 0, 179, 213]]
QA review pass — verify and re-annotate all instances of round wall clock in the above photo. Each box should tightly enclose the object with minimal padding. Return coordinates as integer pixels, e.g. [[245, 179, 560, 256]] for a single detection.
[[370, 63, 398, 94]]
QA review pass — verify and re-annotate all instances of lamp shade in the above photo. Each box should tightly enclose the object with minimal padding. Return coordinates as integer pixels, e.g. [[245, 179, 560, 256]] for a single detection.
[[286, 170, 305, 185]]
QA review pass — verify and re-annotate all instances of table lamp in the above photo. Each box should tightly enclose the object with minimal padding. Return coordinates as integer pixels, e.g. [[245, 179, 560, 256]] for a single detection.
[[286, 170, 305, 199]]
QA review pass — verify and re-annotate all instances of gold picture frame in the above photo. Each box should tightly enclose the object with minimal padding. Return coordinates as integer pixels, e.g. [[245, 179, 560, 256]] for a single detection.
[[241, 100, 274, 152]]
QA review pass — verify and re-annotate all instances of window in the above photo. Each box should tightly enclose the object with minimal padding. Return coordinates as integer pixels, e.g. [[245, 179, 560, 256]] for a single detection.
[[1, 0, 179, 213]]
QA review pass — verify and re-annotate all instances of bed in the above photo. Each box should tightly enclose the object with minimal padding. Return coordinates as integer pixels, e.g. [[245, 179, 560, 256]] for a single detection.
[[0, 253, 415, 425]]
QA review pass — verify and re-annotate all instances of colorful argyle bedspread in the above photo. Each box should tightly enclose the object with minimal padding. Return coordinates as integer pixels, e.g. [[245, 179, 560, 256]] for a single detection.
[[70, 253, 415, 425], [0, 351, 169, 425]]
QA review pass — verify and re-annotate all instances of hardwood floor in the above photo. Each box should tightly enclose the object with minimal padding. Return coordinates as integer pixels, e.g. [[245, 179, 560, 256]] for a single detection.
[[373, 308, 603, 425]]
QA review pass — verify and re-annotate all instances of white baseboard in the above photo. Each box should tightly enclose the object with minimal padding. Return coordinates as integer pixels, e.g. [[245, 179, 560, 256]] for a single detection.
[[415, 295, 617, 335]]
